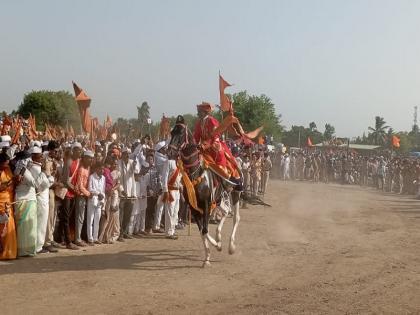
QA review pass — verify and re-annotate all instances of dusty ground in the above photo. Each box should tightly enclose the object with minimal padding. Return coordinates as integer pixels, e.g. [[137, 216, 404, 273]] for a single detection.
[[1, 180, 420, 315]]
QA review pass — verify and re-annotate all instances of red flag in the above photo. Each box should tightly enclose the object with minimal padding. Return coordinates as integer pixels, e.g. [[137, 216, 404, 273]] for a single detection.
[[307, 137, 313, 147], [72, 81, 92, 133], [392, 135, 400, 148], [219, 74, 232, 112]]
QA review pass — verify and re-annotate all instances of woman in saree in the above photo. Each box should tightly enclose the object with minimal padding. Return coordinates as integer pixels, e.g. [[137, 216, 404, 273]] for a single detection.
[[0, 152, 17, 260], [14, 148, 41, 257], [99, 158, 121, 244]]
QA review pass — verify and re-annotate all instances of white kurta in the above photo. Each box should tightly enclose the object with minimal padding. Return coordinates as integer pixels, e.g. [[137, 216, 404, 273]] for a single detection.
[[87, 173, 106, 242], [28, 162, 51, 252], [162, 159, 182, 236]]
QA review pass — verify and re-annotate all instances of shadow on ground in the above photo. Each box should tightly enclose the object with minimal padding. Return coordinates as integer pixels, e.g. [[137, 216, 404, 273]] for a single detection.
[[0, 249, 204, 274]]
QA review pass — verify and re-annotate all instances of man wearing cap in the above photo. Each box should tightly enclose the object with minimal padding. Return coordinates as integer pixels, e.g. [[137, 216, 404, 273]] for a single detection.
[[261, 152, 272, 194], [74, 150, 94, 246], [118, 148, 137, 241], [160, 143, 182, 240], [153, 141, 168, 233], [28, 146, 51, 254], [193, 102, 240, 180], [42, 141, 60, 252]]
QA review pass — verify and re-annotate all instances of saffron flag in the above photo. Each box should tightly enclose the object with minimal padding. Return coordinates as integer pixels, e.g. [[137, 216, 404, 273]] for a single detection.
[[307, 137, 313, 147], [104, 114, 112, 129], [392, 135, 400, 148], [219, 74, 232, 112], [28, 114, 38, 140], [159, 114, 171, 140], [11, 120, 22, 144], [72, 81, 92, 133]]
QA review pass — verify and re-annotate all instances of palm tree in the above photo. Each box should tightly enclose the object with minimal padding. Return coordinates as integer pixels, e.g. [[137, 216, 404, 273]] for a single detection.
[[309, 121, 317, 132], [368, 116, 389, 145]]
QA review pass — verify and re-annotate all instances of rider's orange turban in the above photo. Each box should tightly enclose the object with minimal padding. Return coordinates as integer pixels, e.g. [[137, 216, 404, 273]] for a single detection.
[[196, 102, 213, 113]]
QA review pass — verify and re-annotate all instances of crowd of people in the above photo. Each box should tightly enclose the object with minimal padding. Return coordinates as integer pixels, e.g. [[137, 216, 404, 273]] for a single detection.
[[271, 149, 420, 197], [0, 133, 199, 259], [0, 116, 276, 260]]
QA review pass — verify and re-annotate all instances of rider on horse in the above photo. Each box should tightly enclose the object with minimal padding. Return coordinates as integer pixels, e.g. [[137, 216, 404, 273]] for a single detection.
[[193, 102, 241, 185]]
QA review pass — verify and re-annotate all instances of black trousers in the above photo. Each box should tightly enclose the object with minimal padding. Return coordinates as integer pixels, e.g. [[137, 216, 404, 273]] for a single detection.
[[58, 197, 75, 245], [119, 198, 134, 236], [145, 196, 157, 231]]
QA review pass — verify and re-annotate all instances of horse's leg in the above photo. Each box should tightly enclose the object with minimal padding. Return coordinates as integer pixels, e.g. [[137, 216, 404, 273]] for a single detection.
[[192, 210, 202, 232], [229, 191, 241, 255], [202, 200, 211, 267], [215, 207, 227, 252], [201, 234, 211, 267]]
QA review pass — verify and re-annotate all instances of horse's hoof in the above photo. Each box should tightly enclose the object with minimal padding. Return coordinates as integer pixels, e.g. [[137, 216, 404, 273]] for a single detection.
[[216, 242, 222, 252], [202, 260, 211, 268], [229, 244, 236, 255]]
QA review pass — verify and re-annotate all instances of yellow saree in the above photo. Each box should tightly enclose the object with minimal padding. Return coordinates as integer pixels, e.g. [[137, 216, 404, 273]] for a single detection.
[[0, 167, 17, 260]]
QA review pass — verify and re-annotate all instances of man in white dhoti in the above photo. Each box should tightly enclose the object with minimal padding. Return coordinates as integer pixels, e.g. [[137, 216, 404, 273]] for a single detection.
[[87, 162, 106, 245], [160, 149, 182, 240], [27, 146, 51, 254], [153, 141, 168, 233]]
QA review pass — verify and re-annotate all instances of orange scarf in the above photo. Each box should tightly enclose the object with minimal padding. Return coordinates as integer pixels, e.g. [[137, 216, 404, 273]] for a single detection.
[[162, 167, 180, 203]]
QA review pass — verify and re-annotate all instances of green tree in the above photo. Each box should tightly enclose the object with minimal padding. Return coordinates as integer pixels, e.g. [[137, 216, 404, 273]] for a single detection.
[[16, 90, 80, 131], [228, 91, 283, 141], [396, 132, 412, 153], [368, 116, 389, 145], [282, 125, 306, 148], [323, 123, 335, 140]]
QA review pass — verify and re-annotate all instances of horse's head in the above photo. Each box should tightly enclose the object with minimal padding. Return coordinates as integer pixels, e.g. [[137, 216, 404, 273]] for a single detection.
[[179, 143, 201, 176], [167, 119, 194, 158]]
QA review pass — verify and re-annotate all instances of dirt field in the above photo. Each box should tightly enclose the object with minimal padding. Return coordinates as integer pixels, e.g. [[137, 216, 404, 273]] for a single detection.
[[1, 180, 420, 315]]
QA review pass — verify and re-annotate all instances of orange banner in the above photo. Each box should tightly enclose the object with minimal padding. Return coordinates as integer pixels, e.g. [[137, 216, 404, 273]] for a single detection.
[[219, 74, 232, 112]]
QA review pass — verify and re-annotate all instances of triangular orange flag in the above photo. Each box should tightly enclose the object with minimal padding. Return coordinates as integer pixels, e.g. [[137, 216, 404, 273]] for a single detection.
[[219, 74, 232, 112], [307, 137, 313, 147], [392, 135, 400, 148], [72, 81, 92, 133]]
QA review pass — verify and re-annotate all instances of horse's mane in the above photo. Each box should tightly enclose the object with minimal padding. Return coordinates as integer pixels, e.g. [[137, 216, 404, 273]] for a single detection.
[[169, 123, 195, 147]]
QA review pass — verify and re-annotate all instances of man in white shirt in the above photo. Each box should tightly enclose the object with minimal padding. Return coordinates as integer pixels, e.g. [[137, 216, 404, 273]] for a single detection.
[[28, 146, 51, 254], [160, 147, 182, 240], [118, 148, 137, 241], [153, 141, 168, 233], [131, 166, 148, 235], [261, 152, 272, 194], [87, 162, 106, 244]]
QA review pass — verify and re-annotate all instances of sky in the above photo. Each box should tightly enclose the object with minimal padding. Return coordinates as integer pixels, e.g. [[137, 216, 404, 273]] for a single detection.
[[1, 0, 420, 137]]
